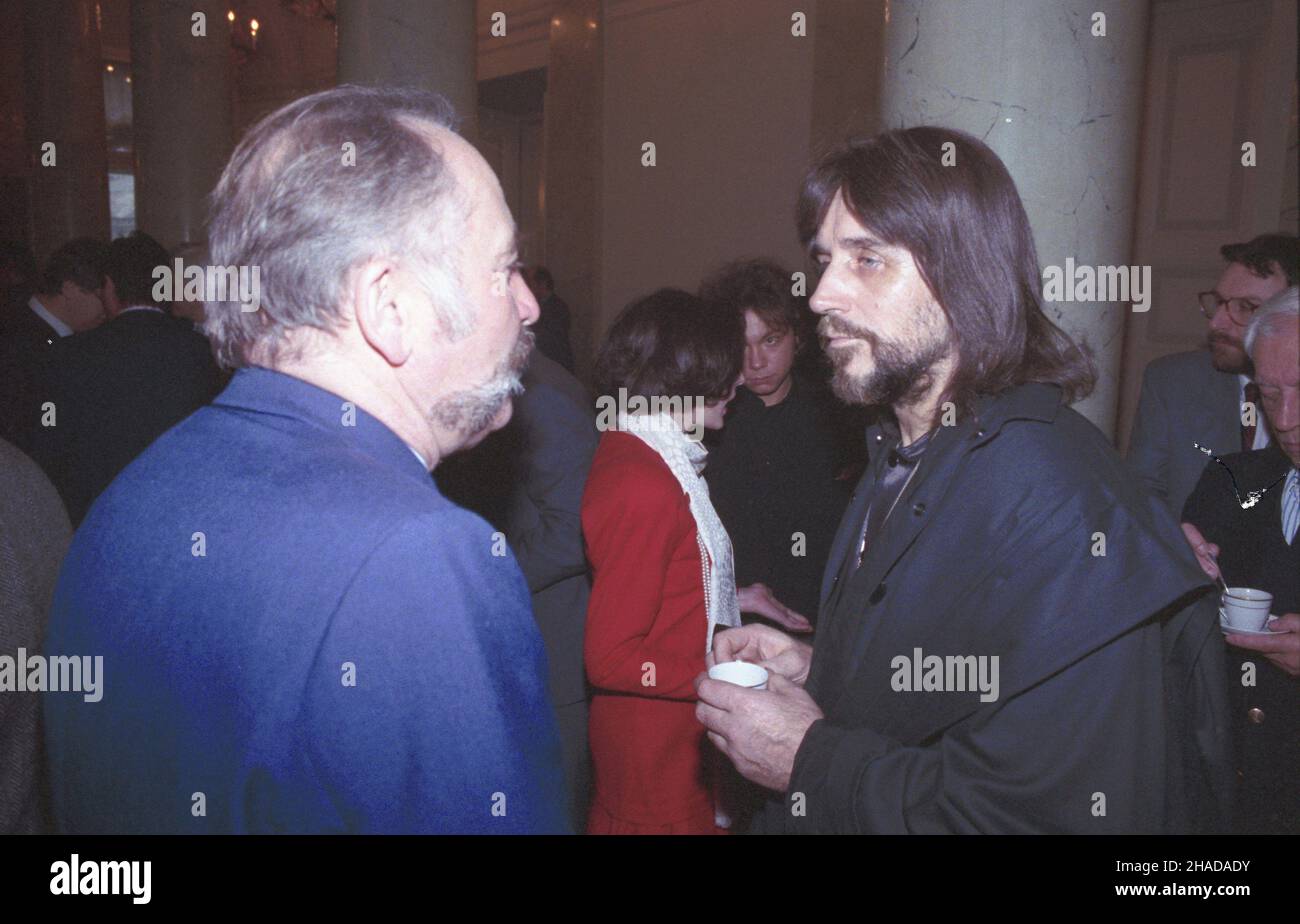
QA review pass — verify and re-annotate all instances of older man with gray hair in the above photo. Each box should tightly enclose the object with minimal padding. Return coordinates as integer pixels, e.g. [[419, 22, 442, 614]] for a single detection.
[[42, 86, 570, 833], [1181, 285, 1299, 834]]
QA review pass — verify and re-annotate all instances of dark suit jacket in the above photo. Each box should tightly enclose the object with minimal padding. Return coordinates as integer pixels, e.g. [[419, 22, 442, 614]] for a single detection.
[[751, 383, 1228, 833], [504, 352, 597, 708], [0, 438, 71, 834], [502, 352, 597, 828], [704, 375, 851, 622], [0, 301, 63, 456], [1128, 349, 1243, 518], [532, 294, 575, 373], [43, 367, 569, 833], [1181, 445, 1300, 834], [30, 309, 222, 525]]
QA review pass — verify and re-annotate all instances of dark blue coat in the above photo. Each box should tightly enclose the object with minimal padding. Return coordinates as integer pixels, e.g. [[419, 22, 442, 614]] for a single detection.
[[752, 383, 1227, 833], [43, 367, 569, 833]]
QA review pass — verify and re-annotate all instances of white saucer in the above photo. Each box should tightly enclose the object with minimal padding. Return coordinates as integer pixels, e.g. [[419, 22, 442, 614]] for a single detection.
[[1218, 608, 1281, 637]]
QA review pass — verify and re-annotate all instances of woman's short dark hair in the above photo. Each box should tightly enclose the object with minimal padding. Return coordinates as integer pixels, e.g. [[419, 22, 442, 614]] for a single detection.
[[699, 257, 813, 354], [798, 126, 1096, 417], [595, 288, 744, 403]]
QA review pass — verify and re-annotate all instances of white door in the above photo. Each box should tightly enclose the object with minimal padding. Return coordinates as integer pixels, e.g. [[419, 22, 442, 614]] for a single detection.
[[1117, 0, 1297, 453]]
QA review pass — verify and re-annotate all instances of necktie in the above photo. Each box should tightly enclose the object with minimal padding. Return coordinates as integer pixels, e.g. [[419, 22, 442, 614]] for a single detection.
[[1241, 382, 1261, 452], [1283, 471, 1299, 546]]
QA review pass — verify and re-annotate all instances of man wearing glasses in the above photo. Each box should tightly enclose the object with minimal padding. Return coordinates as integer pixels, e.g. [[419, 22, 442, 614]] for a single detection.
[[1128, 233, 1297, 516]]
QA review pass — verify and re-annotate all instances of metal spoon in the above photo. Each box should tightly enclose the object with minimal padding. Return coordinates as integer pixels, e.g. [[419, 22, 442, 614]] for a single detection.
[[1206, 550, 1231, 596]]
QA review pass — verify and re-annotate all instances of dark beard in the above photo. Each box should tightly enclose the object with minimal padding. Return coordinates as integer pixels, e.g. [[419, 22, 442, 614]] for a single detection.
[[829, 328, 948, 408], [1208, 332, 1250, 374]]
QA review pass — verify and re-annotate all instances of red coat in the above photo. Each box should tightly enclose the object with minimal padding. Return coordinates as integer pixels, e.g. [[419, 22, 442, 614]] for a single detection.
[[581, 431, 721, 834]]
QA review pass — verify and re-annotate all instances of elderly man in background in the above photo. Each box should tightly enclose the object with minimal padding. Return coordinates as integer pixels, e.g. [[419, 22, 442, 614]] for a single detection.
[[1181, 286, 1300, 834], [42, 86, 569, 834]]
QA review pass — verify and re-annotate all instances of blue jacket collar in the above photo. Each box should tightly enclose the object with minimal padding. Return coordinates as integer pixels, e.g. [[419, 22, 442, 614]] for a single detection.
[[214, 366, 433, 486]]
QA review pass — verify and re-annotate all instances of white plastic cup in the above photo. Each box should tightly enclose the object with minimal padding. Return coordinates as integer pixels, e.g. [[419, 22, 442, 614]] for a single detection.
[[1221, 587, 1273, 631], [707, 660, 769, 690]]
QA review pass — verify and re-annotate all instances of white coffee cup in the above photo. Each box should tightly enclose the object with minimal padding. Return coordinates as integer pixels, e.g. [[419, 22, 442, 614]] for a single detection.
[[708, 660, 769, 690], [1221, 587, 1273, 631]]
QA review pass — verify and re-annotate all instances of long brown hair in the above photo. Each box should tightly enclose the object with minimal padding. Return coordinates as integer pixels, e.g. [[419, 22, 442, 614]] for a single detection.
[[797, 127, 1095, 419]]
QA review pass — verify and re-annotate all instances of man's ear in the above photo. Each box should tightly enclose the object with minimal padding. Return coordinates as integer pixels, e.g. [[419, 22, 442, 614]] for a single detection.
[[351, 259, 414, 367]]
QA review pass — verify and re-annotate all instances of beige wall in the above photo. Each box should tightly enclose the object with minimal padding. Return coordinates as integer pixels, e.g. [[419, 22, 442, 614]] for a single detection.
[[1280, 79, 1298, 234], [475, 0, 886, 371], [598, 0, 819, 338], [479, 108, 546, 265], [478, 0, 553, 80]]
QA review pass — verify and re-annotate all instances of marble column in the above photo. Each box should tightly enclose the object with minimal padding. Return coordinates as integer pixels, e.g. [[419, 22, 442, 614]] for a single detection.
[[880, 0, 1150, 438], [22, 0, 111, 261], [543, 1, 603, 385], [337, 0, 478, 140], [130, 0, 234, 253]]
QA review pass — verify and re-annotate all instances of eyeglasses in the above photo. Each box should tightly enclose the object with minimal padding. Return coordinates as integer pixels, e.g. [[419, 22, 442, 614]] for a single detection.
[[1197, 291, 1259, 326]]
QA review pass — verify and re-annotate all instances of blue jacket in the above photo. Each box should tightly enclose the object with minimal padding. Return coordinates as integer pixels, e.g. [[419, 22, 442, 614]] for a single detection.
[[43, 367, 570, 833]]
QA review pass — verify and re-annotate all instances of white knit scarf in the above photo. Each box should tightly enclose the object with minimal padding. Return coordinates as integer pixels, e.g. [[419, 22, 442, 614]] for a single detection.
[[619, 411, 741, 652]]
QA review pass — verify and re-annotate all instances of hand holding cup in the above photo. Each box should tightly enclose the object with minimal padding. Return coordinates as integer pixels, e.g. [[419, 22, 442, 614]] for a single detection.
[[710, 623, 813, 686]]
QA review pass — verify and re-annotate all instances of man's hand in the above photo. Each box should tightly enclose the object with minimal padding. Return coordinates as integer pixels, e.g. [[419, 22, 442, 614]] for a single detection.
[[710, 623, 813, 686], [694, 673, 823, 792], [1179, 522, 1221, 581], [1227, 612, 1300, 677], [737, 583, 813, 633]]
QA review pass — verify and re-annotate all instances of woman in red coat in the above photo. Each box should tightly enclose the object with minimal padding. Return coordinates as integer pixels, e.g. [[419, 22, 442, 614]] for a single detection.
[[583, 288, 802, 834]]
